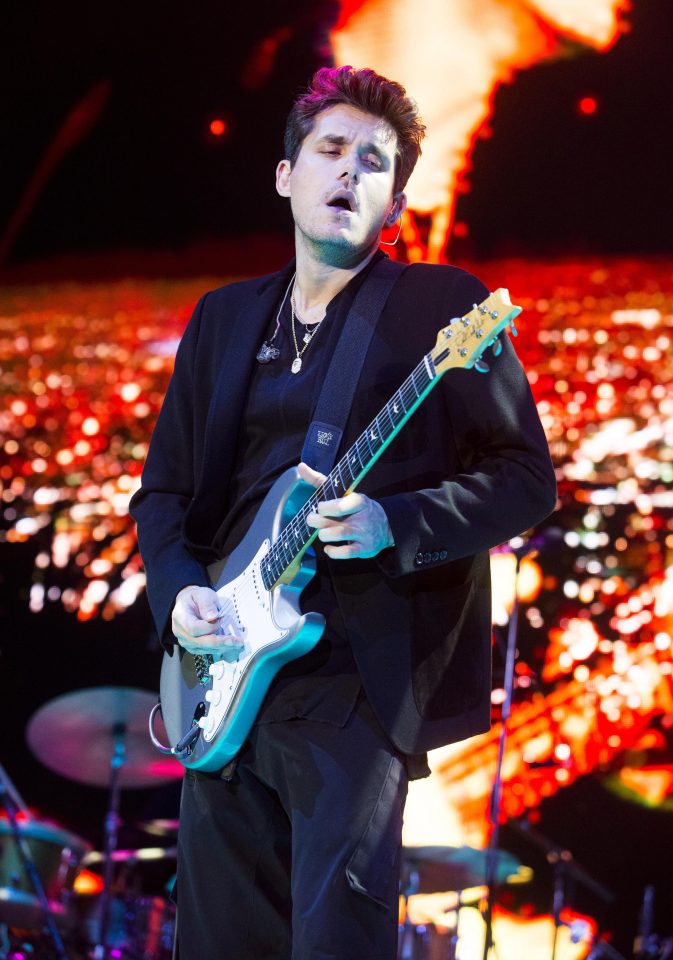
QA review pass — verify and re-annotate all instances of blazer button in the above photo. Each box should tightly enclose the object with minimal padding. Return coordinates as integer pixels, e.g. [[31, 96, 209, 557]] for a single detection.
[[414, 552, 424, 566], [431, 551, 439, 562], [440, 550, 448, 560], [423, 552, 432, 563]]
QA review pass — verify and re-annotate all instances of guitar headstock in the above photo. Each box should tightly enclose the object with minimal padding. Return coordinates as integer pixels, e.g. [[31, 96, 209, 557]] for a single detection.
[[431, 288, 522, 376]]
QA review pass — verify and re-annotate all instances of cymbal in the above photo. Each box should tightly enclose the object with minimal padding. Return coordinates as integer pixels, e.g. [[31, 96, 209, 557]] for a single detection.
[[83, 847, 177, 866], [137, 819, 180, 838], [401, 845, 532, 894], [26, 687, 183, 788]]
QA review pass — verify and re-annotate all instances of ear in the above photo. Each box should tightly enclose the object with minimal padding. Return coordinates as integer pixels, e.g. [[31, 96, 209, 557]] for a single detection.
[[276, 159, 292, 198], [386, 192, 407, 226]]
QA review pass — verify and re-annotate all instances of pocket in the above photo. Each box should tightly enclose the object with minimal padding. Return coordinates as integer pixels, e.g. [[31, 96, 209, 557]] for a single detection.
[[345, 754, 408, 909]]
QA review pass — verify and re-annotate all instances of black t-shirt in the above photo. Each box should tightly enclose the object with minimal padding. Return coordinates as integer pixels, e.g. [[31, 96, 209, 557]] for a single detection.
[[212, 254, 387, 725]]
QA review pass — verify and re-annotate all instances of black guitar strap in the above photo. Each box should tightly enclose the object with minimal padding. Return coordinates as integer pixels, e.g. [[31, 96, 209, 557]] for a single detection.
[[301, 255, 409, 475]]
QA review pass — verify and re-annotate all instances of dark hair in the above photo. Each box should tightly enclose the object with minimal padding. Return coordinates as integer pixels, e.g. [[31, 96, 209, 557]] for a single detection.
[[284, 66, 425, 194]]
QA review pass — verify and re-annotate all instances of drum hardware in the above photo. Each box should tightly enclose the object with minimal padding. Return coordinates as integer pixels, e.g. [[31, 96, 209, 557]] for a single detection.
[[26, 687, 182, 960], [0, 762, 70, 959], [398, 846, 531, 960], [399, 866, 422, 960], [82, 848, 178, 867], [135, 820, 180, 840], [69, 891, 176, 960], [509, 817, 613, 960]]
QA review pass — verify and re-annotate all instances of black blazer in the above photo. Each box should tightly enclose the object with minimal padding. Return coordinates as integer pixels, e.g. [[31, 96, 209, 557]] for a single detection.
[[130, 262, 557, 753]]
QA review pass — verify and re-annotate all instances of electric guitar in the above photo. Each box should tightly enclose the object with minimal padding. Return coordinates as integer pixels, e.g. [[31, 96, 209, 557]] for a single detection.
[[152, 289, 522, 771]]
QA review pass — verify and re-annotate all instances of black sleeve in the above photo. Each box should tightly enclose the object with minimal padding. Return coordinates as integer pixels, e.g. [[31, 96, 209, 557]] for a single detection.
[[376, 272, 557, 577], [129, 293, 212, 647]]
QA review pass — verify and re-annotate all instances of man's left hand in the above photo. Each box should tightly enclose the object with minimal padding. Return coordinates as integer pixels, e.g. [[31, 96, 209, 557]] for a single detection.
[[299, 462, 394, 560]]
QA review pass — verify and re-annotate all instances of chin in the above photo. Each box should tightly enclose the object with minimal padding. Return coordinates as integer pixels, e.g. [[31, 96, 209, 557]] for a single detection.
[[314, 235, 374, 268]]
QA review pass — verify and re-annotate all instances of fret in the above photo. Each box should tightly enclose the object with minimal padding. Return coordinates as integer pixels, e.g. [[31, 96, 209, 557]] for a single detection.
[[409, 369, 421, 398], [364, 428, 374, 458], [355, 438, 366, 470], [257, 291, 519, 588], [339, 455, 355, 488]]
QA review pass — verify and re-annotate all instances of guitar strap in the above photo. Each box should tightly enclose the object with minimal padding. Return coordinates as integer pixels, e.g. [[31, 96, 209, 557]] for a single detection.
[[301, 255, 409, 475]]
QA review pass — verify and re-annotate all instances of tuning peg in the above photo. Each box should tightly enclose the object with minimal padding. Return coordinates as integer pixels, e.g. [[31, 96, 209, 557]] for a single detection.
[[509, 319, 518, 337], [474, 357, 490, 374], [491, 337, 503, 357]]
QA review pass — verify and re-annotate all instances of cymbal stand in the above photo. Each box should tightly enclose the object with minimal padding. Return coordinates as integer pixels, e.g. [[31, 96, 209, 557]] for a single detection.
[[0, 762, 68, 960], [398, 869, 419, 960], [549, 848, 570, 960], [480, 547, 524, 960], [93, 722, 127, 960]]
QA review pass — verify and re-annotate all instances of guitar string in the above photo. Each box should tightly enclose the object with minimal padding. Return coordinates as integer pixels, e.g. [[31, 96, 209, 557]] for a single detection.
[[262, 355, 435, 586], [265, 358, 432, 577], [212, 352, 437, 648], [263, 308, 502, 585]]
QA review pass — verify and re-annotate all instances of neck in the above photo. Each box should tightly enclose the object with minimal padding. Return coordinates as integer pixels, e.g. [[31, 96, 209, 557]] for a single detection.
[[293, 235, 380, 315]]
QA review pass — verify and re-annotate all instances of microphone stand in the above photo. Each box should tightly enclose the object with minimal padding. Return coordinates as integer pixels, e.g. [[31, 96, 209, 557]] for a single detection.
[[0, 761, 69, 960], [480, 545, 525, 960]]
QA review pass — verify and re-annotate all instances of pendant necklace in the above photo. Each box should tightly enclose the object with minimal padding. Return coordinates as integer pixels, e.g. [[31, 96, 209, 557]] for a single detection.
[[290, 282, 327, 374]]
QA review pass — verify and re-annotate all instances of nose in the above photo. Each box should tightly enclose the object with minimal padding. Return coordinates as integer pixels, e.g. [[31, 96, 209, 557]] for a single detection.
[[339, 151, 359, 183]]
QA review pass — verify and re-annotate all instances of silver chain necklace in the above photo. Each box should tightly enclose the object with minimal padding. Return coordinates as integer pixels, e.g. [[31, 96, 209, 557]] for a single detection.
[[290, 282, 328, 374]]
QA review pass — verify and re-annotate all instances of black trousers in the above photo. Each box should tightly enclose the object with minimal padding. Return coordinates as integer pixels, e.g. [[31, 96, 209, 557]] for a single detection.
[[175, 695, 408, 960]]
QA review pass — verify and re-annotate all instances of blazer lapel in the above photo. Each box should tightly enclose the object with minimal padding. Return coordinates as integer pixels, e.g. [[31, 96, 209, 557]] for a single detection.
[[187, 265, 294, 548]]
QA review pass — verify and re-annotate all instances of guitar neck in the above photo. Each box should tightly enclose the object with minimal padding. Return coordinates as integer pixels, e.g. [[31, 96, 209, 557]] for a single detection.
[[259, 286, 521, 590], [260, 352, 439, 589]]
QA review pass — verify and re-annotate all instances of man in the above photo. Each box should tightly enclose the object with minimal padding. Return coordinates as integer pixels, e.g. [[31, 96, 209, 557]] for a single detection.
[[131, 66, 556, 960]]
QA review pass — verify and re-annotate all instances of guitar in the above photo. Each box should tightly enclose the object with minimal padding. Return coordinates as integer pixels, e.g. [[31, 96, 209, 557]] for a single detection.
[[152, 289, 522, 771]]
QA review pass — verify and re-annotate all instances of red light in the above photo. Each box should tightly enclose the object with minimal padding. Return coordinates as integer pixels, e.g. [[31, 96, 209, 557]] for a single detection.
[[209, 118, 227, 137], [578, 96, 598, 117]]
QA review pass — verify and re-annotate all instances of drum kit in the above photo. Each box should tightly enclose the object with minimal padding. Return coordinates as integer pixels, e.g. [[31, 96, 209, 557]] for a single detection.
[[3, 684, 667, 960], [1, 687, 182, 960], [3, 686, 541, 960]]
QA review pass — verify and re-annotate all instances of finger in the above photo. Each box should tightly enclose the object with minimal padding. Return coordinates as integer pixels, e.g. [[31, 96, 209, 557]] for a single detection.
[[317, 492, 366, 518], [192, 587, 221, 622], [324, 542, 362, 560], [306, 511, 334, 529], [297, 461, 327, 487], [177, 613, 223, 638], [316, 523, 358, 545]]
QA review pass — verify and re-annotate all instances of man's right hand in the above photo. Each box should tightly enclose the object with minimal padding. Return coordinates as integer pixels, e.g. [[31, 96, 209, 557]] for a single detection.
[[171, 585, 245, 658]]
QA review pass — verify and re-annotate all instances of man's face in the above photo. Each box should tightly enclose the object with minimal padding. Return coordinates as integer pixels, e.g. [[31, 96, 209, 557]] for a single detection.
[[276, 104, 406, 266]]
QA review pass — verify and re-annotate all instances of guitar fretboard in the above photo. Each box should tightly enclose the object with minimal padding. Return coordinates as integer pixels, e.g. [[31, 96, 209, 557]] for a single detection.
[[260, 352, 437, 590]]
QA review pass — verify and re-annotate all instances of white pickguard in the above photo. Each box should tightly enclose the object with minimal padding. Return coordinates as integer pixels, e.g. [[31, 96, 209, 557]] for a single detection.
[[198, 541, 287, 742]]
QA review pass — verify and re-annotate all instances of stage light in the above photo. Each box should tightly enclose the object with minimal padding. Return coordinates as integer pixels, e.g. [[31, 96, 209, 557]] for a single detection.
[[209, 118, 227, 137], [578, 95, 599, 116]]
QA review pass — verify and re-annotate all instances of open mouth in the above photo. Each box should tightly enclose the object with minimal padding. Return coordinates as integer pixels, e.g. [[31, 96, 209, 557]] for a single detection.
[[327, 193, 356, 213]]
